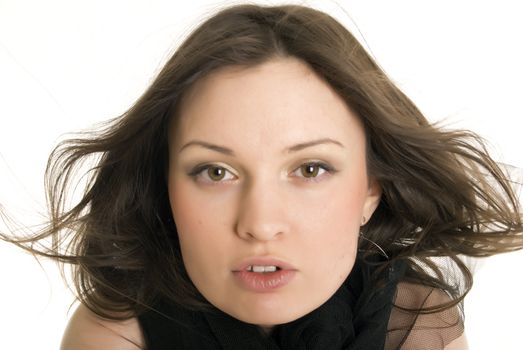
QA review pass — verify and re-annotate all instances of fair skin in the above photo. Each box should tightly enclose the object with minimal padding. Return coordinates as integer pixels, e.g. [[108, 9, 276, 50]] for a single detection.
[[167, 56, 381, 331], [60, 57, 468, 349]]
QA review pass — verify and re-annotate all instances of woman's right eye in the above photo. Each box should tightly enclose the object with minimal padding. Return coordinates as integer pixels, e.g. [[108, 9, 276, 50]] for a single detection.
[[188, 164, 236, 184]]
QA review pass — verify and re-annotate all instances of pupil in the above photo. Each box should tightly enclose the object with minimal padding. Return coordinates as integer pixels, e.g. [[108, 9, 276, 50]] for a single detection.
[[208, 165, 319, 181], [209, 167, 224, 180], [303, 164, 318, 177]]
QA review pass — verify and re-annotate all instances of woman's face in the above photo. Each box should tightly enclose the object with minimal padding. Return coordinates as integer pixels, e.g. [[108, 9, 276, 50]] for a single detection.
[[167, 57, 381, 331]]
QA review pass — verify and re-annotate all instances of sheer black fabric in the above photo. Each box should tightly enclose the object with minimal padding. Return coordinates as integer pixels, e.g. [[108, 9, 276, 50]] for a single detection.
[[385, 281, 465, 350], [138, 255, 407, 350]]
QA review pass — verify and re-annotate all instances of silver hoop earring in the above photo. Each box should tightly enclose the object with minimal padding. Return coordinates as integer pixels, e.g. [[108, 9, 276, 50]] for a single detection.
[[359, 231, 389, 259]]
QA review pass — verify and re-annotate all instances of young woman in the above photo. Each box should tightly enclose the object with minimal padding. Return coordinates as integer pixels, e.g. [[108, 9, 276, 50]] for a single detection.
[[2, 3, 522, 349]]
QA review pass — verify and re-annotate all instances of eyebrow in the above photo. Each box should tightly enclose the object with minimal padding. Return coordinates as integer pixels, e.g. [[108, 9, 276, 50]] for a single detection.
[[178, 138, 344, 156]]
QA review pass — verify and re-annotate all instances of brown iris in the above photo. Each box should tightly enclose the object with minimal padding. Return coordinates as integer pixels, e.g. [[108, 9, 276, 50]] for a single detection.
[[300, 164, 320, 178], [205, 163, 321, 182], [207, 166, 226, 181]]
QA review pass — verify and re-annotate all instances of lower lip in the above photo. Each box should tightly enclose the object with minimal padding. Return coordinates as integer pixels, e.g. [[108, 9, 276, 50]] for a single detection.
[[232, 269, 297, 292]]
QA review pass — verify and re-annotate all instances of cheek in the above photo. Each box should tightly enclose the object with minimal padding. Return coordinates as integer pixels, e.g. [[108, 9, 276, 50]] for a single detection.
[[168, 170, 222, 238], [167, 175, 234, 283], [169, 181, 199, 239], [168, 178, 212, 267], [309, 172, 368, 236], [301, 173, 367, 273], [318, 193, 361, 259]]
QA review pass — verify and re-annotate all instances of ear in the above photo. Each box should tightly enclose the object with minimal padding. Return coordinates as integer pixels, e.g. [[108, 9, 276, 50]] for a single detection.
[[361, 176, 382, 224]]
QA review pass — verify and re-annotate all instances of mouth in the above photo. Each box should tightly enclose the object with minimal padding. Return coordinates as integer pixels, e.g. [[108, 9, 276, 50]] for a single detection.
[[232, 265, 297, 292], [245, 265, 282, 273], [232, 256, 297, 273]]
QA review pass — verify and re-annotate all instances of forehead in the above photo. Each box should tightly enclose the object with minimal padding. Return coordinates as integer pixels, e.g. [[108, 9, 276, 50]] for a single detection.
[[170, 57, 364, 154]]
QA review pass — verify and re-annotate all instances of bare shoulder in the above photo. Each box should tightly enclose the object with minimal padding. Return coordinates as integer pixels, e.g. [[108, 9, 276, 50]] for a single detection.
[[60, 303, 145, 350], [444, 333, 469, 350], [386, 282, 468, 350]]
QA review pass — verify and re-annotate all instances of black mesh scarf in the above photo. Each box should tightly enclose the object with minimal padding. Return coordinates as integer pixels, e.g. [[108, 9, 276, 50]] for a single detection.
[[138, 254, 407, 350]]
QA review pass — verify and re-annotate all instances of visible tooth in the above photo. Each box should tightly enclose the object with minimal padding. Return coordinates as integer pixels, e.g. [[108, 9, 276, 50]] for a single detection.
[[252, 265, 265, 273], [250, 265, 278, 273]]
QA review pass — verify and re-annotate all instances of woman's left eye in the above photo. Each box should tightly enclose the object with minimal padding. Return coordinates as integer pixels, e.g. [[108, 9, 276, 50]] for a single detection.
[[188, 161, 336, 184], [292, 162, 336, 182]]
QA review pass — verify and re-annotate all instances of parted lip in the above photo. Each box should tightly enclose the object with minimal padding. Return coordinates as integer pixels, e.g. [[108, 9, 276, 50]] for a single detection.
[[232, 256, 298, 272]]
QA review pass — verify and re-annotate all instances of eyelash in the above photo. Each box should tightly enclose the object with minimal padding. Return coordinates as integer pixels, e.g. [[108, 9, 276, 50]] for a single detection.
[[188, 161, 337, 185]]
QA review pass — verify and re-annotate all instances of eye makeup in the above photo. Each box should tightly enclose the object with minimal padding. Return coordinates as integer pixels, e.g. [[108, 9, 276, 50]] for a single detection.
[[187, 161, 338, 185]]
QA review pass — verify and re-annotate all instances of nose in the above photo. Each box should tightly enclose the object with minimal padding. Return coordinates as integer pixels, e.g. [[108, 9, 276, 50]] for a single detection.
[[235, 179, 289, 242]]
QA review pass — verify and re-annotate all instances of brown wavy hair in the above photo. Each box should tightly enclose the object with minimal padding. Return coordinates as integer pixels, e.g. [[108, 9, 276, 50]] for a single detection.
[[2, 1, 522, 336]]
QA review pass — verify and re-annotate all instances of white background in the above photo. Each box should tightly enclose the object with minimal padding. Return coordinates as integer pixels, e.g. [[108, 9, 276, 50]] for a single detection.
[[1, 0, 522, 349]]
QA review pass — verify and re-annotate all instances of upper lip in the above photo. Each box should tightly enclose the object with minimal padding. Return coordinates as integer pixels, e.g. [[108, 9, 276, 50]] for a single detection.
[[232, 256, 297, 272]]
